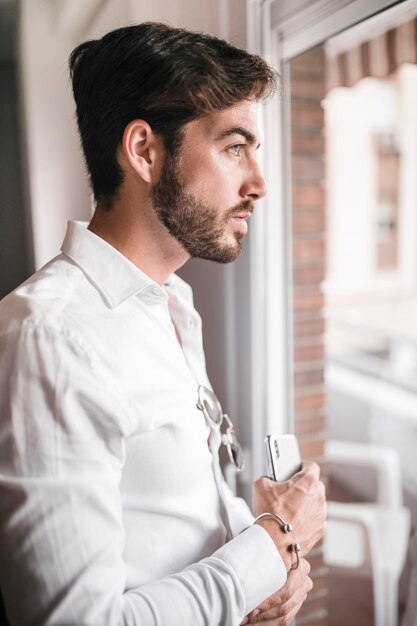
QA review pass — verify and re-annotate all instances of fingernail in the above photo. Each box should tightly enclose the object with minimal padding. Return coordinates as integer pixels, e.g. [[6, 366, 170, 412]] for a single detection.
[[251, 609, 261, 617], [241, 618, 249, 625]]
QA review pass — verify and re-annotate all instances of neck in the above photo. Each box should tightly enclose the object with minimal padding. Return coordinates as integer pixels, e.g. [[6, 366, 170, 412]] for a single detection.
[[88, 192, 189, 285]]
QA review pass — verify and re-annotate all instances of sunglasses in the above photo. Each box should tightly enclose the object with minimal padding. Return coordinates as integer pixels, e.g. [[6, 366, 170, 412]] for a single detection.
[[196, 385, 244, 472]]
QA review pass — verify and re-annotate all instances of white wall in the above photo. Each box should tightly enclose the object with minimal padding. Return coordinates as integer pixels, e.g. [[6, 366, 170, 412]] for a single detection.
[[325, 72, 417, 296], [19, 0, 92, 270], [398, 63, 417, 290], [325, 82, 376, 293]]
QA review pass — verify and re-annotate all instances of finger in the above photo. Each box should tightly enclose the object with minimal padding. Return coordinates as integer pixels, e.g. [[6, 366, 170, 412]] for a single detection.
[[278, 598, 306, 625], [299, 460, 320, 478], [290, 462, 321, 493], [250, 598, 305, 625], [254, 462, 320, 491], [247, 570, 313, 622], [253, 578, 312, 621], [254, 475, 282, 491]]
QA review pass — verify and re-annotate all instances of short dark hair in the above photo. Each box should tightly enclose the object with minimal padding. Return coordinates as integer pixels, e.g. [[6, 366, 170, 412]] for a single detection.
[[69, 22, 278, 208]]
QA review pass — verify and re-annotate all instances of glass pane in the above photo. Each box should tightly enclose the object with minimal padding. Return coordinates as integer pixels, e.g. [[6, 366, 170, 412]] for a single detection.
[[288, 14, 417, 626]]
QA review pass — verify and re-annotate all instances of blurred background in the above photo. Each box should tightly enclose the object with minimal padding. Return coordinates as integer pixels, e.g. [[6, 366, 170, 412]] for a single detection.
[[1, 1, 417, 625]]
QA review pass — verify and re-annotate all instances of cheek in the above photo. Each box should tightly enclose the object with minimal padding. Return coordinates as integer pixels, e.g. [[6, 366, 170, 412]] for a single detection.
[[180, 150, 237, 195], [181, 157, 239, 205]]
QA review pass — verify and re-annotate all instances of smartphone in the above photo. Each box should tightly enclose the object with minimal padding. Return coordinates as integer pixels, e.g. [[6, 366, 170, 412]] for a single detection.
[[264, 434, 301, 482]]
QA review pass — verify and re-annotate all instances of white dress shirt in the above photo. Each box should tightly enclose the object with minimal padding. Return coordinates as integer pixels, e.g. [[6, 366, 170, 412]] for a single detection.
[[0, 221, 286, 625]]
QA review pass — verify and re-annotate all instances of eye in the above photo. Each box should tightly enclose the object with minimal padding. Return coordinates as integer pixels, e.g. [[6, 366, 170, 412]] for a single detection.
[[228, 144, 244, 156]]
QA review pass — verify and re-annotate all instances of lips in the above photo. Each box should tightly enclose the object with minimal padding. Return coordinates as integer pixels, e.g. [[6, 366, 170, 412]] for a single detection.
[[231, 212, 251, 220]]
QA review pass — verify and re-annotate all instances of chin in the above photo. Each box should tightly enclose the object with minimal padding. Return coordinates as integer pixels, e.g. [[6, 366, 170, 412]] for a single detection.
[[217, 240, 243, 264]]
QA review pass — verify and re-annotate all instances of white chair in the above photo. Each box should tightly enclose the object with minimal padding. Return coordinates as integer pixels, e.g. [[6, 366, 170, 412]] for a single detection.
[[324, 440, 411, 626]]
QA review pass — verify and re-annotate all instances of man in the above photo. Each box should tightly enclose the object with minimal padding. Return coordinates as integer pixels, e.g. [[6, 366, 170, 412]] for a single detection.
[[0, 23, 326, 625]]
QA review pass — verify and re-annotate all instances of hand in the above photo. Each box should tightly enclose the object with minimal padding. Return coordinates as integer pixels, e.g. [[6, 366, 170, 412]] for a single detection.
[[252, 461, 326, 570], [241, 558, 313, 625]]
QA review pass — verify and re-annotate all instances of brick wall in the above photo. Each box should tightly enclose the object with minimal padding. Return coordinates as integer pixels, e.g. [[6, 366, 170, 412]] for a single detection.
[[289, 45, 328, 626]]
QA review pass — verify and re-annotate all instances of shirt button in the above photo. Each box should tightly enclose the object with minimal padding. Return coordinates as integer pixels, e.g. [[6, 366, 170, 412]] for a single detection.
[[187, 317, 194, 328], [152, 287, 163, 296]]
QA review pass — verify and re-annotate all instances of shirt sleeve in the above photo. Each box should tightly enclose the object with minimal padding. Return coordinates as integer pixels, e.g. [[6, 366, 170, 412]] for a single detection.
[[0, 322, 286, 626]]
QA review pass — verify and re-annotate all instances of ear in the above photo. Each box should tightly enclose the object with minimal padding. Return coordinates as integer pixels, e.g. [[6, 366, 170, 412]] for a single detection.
[[120, 120, 163, 184]]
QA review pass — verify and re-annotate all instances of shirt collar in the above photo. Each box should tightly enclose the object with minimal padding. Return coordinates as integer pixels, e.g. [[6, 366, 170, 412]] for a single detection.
[[61, 220, 166, 308]]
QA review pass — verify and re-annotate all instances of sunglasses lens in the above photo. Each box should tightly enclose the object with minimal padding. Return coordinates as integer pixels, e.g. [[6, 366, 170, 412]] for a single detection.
[[230, 441, 244, 471], [223, 430, 244, 471], [197, 386, 223, 425]]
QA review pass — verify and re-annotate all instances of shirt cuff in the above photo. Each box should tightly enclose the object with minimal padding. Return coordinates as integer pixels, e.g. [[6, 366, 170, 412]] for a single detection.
[[214, 523, 287, 613]]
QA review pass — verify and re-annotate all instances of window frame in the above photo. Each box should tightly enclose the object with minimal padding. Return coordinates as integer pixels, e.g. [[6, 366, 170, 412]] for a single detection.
[[237, 0, 412, 485]]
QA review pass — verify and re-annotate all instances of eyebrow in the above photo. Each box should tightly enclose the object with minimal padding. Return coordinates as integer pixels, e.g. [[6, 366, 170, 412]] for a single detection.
[[215, 126, 261, 149]]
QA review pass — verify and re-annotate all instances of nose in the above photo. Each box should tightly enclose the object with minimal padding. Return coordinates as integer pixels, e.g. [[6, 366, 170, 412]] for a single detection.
[[239, 160, 267, 202]]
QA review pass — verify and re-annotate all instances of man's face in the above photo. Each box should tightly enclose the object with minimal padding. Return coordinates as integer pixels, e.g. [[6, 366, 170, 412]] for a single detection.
[[151, 100, 267, 263]]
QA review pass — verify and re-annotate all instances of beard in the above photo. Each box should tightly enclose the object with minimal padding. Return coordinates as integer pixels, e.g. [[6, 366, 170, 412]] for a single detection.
[[151, 153, 253, 263]]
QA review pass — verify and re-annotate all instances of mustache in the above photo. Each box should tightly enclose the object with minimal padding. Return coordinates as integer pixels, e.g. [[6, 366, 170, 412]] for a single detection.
[[225, 199, 254, 219]]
